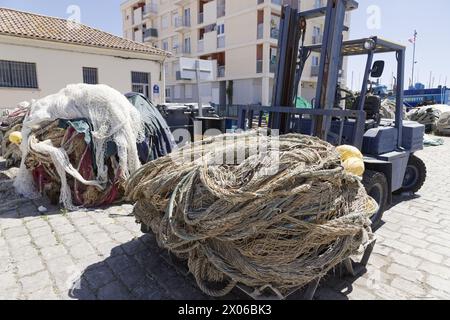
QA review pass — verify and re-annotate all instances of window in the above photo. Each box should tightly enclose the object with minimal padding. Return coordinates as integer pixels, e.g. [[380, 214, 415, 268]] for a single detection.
[[312, 56, 320, 66], [162, 39, 169, 51], [82, 67, 98, 84], [131, 71, 151, 98], [161, 14, 169, 29], [0, 60, 38, 89], [185, 84, 193, 99]]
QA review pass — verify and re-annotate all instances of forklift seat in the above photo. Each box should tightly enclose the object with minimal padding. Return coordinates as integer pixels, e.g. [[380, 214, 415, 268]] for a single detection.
[[352, 95, 382, 130]]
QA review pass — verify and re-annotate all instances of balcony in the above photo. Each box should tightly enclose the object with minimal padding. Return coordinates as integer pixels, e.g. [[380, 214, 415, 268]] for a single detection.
[[270, 28, 279, 39], [257, 23, 264, 40], [174, 16, 191, 32], [217, 36, 225, 49], [312, 35, 323, 45], [256, 60, 263, 73], [143, 3, 158, 18], [143, 28, 158, 41], [217, 65, 225, 78], [217, 4, 225, 18], [198, 39, 204, 53], [174, 0, 190, 6], [270, 62, 277, 74], [311, 65, 320, 77]]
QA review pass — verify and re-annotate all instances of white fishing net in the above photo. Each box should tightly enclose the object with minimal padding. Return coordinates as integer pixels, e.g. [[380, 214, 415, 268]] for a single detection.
[[14, 84, 145, 209]]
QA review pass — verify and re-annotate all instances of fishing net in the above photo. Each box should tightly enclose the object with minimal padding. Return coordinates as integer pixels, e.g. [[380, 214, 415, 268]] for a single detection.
[[436, 112, 450, 136], [0, 104, 29, 167], [126, 130, 377, 297], [13, 84, 159, 209]]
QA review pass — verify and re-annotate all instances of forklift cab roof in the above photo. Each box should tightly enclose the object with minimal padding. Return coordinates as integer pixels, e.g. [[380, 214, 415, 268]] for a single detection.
[[305, 37, 406, 56]]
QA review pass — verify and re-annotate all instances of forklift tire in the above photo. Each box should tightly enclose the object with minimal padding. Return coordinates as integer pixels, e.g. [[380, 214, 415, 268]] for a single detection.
[[398, 155, 427, 194], [363, 170, 388, 228]]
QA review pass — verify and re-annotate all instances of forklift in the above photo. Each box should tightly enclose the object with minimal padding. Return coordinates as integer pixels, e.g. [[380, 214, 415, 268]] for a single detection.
[[236, 0, 427, 228]]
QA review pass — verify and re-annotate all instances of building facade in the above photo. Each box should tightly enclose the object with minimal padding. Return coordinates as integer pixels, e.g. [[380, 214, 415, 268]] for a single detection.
[[121, 0, 350, 106], [0, 8, 170, 110]]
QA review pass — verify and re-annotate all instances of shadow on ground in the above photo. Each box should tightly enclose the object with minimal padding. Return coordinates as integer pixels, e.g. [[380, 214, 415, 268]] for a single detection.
[[68, 231, 371, 301]]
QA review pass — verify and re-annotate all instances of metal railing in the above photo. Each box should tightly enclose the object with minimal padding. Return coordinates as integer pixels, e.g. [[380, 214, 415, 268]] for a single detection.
[[217, 36, 225, 49], [143, 3, 158, 16], [143, 28, 158, 39], [311, 65, 320, 77], [217, 4, 226, 18], [175, 16, 191, 28], [256, 60, 263, 73], [257, 23, 264, 39], [217, 66, 225, 78], [270, 28, 279, 39], [197, 39, 204, 53]]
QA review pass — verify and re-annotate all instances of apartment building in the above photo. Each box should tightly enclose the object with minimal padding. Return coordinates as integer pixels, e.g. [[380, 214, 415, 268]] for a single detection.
[[121, 0, 350, 106]]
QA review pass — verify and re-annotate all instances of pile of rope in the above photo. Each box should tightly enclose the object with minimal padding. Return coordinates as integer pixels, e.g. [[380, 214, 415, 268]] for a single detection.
[[0, 104, 29, 167], [436, 112, 450, 136], [126, 130, 377, 297]]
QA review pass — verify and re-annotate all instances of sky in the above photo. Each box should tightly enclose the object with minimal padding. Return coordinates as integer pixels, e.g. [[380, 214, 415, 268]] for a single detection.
[[1, 0, 449, 90]]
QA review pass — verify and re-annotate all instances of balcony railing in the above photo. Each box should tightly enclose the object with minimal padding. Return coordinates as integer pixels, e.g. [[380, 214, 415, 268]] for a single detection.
[[217, 36, 225, 49], [270, 28, 279, 39], [217, 66, 225, 78], [257, 23, 264, 39], [198, 39, 204, 53], [175, 16, 191, 29], [217, 5, 226, 18], [256, 60, 263, 73], [143, 3, 158, 16], [312, 35, 323, 44], [311, 65, 320, 77], [270, 62, 277, 74], [143, 28, 158, 40]]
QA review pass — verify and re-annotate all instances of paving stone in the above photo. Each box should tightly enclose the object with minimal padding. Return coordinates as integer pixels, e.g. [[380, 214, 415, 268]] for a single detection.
[[16, 257, 45, 277], [393, 252, 422, 268], [52, 224, 76, 236], [418, 262, 450, 280], [97, 281, 131, 300], [391, 278, 428, 298], [3, 225, 28, 239], [29, 225, 53, 238], [19, 270, 52, 294], [46, 255, 77, 275], [0, 272, 16, 290], [7, 234, 33, 249], [412, 248, 444, 264], [83, 264, 116, 289], [10, 245, 39, 262], [106, 254, 135, 274], [25, 218, 50, 229], [40, 245, 69, 261], [69, 243, 96, 260], [386, 263, 424, 282], [426, 275, 450, 294], [33, 234, 59, 248], [27, 286, 59, 300]]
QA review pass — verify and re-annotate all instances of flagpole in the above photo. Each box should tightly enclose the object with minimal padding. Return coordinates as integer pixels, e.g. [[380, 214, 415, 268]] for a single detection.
[[411, 30, 417, 88]]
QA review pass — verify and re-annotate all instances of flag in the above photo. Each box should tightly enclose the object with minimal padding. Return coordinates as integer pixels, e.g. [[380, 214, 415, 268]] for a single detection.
[[408, 37, 416, 44]]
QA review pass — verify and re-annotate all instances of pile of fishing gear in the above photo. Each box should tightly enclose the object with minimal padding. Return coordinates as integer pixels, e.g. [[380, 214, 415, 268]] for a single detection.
[[126, 130, 377, 297], [14, 84, 176, 209]]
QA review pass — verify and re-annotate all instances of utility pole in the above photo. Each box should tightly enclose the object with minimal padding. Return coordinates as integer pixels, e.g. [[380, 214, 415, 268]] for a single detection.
[[410, 30, 418, 87]]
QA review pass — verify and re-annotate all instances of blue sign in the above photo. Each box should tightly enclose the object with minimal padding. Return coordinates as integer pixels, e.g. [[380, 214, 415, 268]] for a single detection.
[[153, 84, 160, 94]]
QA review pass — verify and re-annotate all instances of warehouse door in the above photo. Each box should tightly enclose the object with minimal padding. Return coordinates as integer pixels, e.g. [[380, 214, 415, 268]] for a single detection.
[[132, 71, 151, 98]]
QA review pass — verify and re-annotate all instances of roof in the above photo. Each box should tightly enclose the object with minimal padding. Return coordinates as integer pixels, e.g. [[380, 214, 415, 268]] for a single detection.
[[305, 37, 406, 56], [0, 7, 170, 57]]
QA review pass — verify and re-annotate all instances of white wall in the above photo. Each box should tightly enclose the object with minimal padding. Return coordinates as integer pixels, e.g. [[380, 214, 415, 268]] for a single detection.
[[0, 41, 165, 109]]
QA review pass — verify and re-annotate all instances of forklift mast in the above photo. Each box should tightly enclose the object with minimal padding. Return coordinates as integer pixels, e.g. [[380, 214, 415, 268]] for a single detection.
[[272, 0, 358, 136]]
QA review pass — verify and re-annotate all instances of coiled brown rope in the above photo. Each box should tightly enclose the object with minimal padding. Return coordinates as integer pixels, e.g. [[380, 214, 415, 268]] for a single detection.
[[126, 130, 376, 297]]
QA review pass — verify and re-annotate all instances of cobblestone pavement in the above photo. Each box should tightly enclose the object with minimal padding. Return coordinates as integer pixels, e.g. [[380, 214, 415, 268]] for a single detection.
[[1, 137, 450, 300]]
